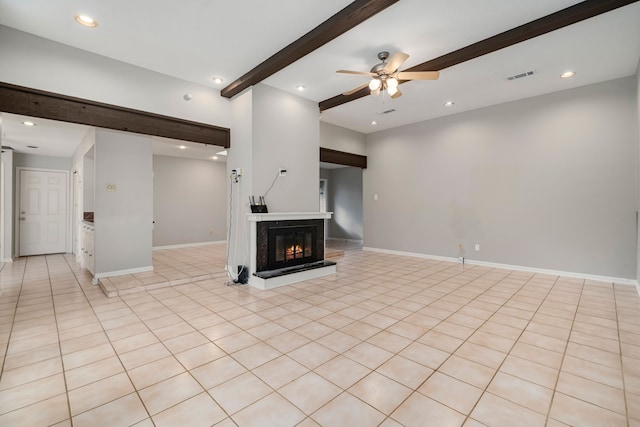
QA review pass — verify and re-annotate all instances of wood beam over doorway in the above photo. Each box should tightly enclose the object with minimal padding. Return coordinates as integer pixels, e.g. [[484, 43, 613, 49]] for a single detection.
[[0, 82, 231, 148], [220, 0, 400, 99], [320, 147, 367, 169], [319, 0, 639, 111]]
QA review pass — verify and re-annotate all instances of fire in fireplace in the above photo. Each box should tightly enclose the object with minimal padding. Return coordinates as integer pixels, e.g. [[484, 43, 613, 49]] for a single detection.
[[276, 229, 313, 263], [256, 219, 324, 272]]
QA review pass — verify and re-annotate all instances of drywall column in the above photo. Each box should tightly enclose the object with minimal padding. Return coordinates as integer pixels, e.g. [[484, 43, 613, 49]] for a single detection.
[[94, 129, 153, 277], [636, 58, 640, 286], [1, 147, 13, 262], [227, 84, 320, 279]]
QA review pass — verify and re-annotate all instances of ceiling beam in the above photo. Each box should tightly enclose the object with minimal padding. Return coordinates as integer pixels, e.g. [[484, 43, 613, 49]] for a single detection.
[[319, 0, 639, 111], [0, 82, 231, 148], [220, 0, 400, 99], [320, 147, 367, 168]]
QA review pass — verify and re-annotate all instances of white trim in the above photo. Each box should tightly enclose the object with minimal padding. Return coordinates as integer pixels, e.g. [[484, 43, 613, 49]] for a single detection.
[[248, 212, 333, 222], [153, 240, 226, 250], [94, 265, 154, 282], [2, 258, 13, 263], [363, 247, 638, 287]]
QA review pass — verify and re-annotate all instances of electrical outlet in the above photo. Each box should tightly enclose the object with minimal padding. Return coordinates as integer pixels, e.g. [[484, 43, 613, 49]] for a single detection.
[[278, 168, 287, 176], [458, 256, 465, 264]]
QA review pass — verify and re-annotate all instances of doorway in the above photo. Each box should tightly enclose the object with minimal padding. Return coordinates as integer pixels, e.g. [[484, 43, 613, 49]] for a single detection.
[[320, 178, 328, 241], [18, 168, 69, 256]]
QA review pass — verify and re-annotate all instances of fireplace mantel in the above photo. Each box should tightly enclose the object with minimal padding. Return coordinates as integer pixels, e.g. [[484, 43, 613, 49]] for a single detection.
[[248, 212, 332, 222]]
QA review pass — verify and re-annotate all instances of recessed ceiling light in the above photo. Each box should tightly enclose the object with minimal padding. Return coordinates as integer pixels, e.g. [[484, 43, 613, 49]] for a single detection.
[[370, 120, 378, 126], [22, 121, 36, 127], [74, 14, 98, 28], [178, 145, 187, 150], [212, 77, 224, 84], [560, 71, 576, 79], [444, 101, 455, 107], [296, 85, 305, 92], [211, 156, 218, 160], [216, 150, 228, 156], [183, 93, 193, 101]]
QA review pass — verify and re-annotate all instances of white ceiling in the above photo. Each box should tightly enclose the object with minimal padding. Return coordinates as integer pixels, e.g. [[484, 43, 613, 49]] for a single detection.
[[1, 0, 639, 156]]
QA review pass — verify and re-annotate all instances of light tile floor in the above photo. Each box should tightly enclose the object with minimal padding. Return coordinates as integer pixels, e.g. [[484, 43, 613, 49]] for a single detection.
[[0, 247, 639, 426]]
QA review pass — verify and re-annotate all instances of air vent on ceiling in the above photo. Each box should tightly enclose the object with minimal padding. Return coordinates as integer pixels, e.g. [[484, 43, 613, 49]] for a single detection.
[[379, 108, 396, 115], [507, 70, 535, 81]]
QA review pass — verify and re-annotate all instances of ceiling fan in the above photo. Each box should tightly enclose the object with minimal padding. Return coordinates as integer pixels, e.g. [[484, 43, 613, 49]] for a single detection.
[[337, 51, 439, 99]]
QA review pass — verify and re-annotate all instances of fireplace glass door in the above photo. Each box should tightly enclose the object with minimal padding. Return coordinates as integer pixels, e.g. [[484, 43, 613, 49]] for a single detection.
[[269, 225, 317, 269]]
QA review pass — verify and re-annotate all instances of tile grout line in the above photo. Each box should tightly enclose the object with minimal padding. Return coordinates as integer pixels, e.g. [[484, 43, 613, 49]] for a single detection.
[[542, 277, 585, 426], [62, 253, 156, 425], [612, 283, 631, 427]]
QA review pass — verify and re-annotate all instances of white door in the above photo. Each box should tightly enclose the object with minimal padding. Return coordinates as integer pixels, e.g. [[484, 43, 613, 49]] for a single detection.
[[19, 169, 68, 256]]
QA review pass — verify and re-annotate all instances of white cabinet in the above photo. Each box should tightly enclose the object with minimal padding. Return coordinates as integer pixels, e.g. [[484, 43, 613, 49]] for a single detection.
[[82, 222, 95, 275]]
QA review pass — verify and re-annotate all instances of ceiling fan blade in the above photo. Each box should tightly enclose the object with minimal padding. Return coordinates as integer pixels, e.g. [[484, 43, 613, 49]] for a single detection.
[[396, 71, 440, 80], [383, 52, 409, 73], [390, 88, 402, 99], [342, 81, 370, 96], [337, 70, 376, 76]]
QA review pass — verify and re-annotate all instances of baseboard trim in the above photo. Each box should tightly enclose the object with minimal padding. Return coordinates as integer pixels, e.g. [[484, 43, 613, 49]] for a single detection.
[[2, 258, 13, 263], [362, 247, 639, 288], [153, 241, 226, 250]]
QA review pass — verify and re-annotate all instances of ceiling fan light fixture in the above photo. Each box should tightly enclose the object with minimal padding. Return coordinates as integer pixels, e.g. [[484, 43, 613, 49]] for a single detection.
[[369, 78, 381, 91], [387, 85, 398, 96], [386, 77, 398, 90]]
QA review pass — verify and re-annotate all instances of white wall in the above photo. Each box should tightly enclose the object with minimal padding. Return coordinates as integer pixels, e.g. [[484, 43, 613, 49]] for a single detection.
[[94, 129, 153, 275], [320, 122, 366, 155], [0, 148, 13, 262], [636, 58, 640, 284], [153, 155, 227, 247], [13, 153, 71, 170], [0, 25, 231, 128], [321, 167, 364, 240], [227, 89, 253, 274], [365, 77, 638, 280], [252, 84, 319, 212]]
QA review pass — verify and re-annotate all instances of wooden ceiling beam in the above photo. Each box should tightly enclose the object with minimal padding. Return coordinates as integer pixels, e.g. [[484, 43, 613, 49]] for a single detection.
[[319, 0, 639, 111], [220, 0, 400, 99], [0, 82, 231, 147]]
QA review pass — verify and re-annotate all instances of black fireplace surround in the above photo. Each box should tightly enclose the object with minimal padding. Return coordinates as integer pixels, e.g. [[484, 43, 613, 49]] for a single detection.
[[256, 219, 325, 273]]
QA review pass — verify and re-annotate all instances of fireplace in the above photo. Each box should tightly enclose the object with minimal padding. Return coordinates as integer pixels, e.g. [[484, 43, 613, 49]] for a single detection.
[[248, 212, 336, 289], [256, 219, 324, 272]]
